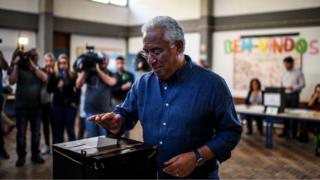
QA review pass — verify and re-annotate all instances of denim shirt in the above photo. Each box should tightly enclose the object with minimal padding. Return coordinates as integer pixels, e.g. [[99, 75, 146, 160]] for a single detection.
[[113, 55, 242, 178]]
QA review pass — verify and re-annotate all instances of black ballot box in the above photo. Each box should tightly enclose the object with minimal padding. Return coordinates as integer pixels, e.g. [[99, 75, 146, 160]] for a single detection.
[[52, 136, 158, 179]]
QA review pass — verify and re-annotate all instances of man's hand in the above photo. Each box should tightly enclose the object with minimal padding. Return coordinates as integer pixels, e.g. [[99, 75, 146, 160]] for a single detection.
[[57, 79, 64, 90], [286, 86, 293, 91], [88, 113, 122, 134], [12, 56, 21, 65], [121, 82, 132, 91], [96, 63, 102, 73], [163, 151, 197, 178], [29, 58, 37, 70]]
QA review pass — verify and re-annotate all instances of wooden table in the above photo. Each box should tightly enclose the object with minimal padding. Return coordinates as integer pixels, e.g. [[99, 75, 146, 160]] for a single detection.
[[235, 105, 320, 154]]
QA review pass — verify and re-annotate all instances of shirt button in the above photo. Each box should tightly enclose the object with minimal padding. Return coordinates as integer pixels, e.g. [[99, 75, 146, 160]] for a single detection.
[[165, 103, 169, 107], [159, 141, 163, 145], [164, 86, 167, 90], [163, 122, 166, 126]]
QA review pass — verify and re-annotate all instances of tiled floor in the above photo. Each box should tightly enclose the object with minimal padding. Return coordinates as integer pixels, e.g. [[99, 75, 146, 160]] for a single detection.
[[0, 124, 319, 179]]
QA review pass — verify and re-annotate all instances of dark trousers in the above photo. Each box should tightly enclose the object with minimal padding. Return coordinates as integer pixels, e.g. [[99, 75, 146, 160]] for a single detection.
[[16, 107, 41, 158], [0, 95, 5, 152], [246, 116, 264, 135], [41, 103, 53, 146], [283, 92, 299, 137], [77, 116, 86, 139], [52, 104, 77, 143]]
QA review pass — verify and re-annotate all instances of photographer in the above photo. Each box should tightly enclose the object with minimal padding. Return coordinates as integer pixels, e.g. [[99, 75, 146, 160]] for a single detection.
[[0, 50, 9, 160], [134, 50, 151, 77], [48, 54, 80, 144], [8, 48, 48, 167], [76, 52, 116, 138]]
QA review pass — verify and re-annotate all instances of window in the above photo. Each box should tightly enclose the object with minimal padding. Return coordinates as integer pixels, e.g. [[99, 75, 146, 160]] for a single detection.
[[91, 0, 128, 7]]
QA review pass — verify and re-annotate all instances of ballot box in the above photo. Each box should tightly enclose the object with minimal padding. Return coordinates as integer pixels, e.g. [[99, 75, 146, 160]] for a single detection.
[[53, 136, 158, 179]]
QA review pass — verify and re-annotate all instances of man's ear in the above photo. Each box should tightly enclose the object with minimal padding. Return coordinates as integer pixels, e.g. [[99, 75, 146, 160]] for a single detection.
[[175, 41, 184, 54]]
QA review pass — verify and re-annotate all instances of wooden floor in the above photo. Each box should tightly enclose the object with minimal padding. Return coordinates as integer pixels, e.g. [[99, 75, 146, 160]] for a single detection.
[[0, 126, 319, 179]]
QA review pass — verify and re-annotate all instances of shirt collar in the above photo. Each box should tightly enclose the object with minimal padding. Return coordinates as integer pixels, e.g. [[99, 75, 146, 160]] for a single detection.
[[158, 55, 193, 84]]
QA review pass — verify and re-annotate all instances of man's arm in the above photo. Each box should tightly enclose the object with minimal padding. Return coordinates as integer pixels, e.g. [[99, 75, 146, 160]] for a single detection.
[[89, 80, 140, 135], [29, 59, 48, 83], [8, 64, 18, 85], [0, 51, 9, 70], [163, 78, 242, 178], [292, 70, 305, 92], [76, 71, 86, 89], [96, 64, 116, 86]]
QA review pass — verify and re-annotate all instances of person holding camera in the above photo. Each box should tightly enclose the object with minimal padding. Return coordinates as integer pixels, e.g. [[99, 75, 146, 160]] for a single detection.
[[76, 52, 116, 138], [8, 48, 48, 167], [134, 50, 151, 77], [47, 54, 80, 143], [112, 56, 135, 106], [0, 50, 9, 160]]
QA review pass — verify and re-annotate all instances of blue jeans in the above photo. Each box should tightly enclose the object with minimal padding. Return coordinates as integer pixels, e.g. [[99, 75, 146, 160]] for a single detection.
[[52, 104, 77, 143], [16, 107, 41, 158], [85, 112, 107, 138]]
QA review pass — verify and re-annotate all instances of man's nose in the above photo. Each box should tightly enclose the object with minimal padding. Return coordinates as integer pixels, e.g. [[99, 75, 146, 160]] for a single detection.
[[147, 55, 157, 64]]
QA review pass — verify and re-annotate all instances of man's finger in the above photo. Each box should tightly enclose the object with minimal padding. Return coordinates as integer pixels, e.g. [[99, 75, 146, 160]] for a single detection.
[[164, 156, 179, 166], [163, 162, 179, 176], [101, 113, 115, 121], [87, 115, 99, 121]]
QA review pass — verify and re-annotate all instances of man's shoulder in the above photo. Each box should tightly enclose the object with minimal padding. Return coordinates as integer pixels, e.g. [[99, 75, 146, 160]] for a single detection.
[[192, 64, 225, 84], [137, 71, 154, 82]]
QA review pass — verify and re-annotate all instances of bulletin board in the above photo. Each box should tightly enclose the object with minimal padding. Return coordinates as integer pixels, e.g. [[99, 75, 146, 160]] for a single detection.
[[233, 37, 302, 90]]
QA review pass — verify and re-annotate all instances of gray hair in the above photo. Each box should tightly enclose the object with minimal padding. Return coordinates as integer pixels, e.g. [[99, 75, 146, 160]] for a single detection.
[[141, 16, 185, 52]]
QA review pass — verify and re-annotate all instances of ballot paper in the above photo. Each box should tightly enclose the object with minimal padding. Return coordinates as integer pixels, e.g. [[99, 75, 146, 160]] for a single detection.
[[58, 136, 118, 152]]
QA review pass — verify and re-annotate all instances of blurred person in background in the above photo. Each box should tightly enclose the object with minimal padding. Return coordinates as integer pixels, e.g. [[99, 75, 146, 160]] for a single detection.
[[134, 50, 151, 77], [112, 56, 135, 106], [307, 84, 320, 111], [77, 84, 87, 139], [47, 54, 80, 143], [40, 52, 55, 154], [76, 52, 116, 138], [0, 50, 9, 160], [280, 56, 305, 138], [8, 48, 48, 166], [244, 78, 264, 135]]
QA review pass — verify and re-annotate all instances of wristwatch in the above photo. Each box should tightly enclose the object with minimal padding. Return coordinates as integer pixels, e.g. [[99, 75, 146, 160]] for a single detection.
[[193, 149, 205, 167]]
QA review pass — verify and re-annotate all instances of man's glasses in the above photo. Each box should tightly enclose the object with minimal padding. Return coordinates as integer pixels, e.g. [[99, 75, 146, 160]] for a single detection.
[[141, 48, 164, 59]]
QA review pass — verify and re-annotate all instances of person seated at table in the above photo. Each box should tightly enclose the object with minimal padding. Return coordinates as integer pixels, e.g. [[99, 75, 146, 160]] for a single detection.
[[308, 84, 320, 110], [302, 84, 320, 144], [244, 78, 264, 135]]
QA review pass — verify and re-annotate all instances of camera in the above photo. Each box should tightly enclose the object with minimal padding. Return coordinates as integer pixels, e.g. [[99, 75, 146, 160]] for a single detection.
[[134, 51, 151, 72], [12, 48, 37, 69], [73, 45, 105, 73]]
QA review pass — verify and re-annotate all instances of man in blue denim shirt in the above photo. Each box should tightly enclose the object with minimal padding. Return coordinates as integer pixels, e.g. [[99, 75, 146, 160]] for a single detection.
[[90, 16, 242, 179]]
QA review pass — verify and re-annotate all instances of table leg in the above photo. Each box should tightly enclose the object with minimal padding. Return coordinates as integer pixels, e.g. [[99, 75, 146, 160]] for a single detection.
[[266, 117, 273, 149]]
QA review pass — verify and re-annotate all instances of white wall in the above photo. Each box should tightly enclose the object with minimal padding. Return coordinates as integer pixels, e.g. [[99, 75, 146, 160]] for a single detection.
[[128, 33, 200, 63], [54, 0, 129, 25], [213, 0, 320, 17], [128, 0, 201, 25], [213, 26, 320, 101], [0, 0, 39, 13], [70, 34, 126, 70], [128, 37, 143, 54]]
